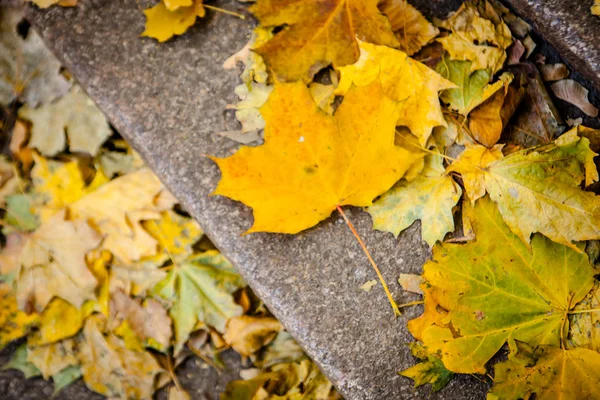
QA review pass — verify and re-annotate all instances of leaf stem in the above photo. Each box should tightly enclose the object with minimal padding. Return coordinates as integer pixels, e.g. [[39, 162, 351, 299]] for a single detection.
[[203, 4, 246, 19], [336, 205, 400, 317], [397, 300, 424, 308]]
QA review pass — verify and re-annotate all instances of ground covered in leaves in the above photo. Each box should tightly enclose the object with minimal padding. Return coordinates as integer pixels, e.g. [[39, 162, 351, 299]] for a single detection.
[[6, 0, 600, 399]]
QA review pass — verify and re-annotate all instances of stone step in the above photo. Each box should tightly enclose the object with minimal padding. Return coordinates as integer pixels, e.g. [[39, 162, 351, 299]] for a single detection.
[[19, 1, 600, 399]]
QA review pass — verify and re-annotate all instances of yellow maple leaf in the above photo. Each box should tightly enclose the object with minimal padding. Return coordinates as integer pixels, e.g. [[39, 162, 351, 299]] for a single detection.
[[594, 0, 600, 16], [250, 0, 399, 81], [142, 0, 205, 43], [0, 283, 38, 349], [14, 210, 102, 311], [379, 0, 440, 56], [211, 79, 422, 234], [368, 154, 462, 246], [447, 129, 600, 250], [143, 209, 203, 263], [335, 41, 456, 146], [69, 168, 173, 264], [409, 196, 595, 374]]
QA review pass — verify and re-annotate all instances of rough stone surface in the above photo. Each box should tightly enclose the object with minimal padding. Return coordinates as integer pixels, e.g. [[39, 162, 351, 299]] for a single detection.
[[9, 0, 599, 399]]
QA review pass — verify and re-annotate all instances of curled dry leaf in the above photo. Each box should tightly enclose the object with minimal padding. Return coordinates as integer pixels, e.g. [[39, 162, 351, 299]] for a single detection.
[[551, 79, 599, 117], [505, 65, 564, 147], [538, 63, 569, 82], [469, 74, 523, 147]]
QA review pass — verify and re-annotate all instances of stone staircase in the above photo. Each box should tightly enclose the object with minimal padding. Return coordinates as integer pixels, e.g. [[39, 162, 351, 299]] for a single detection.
[[15, 0, 600, 398]]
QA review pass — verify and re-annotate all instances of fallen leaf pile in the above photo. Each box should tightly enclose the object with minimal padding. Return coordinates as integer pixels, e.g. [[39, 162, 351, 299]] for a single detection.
[[13, 0, 600, 398], [213, 0, 600, 398], [0, 5, 338, 399]]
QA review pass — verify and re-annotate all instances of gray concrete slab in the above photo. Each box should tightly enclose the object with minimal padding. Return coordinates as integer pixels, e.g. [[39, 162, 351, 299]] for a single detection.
[[17, 0, 600, 399]]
